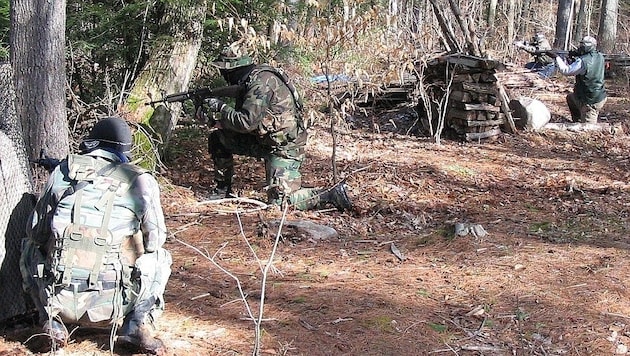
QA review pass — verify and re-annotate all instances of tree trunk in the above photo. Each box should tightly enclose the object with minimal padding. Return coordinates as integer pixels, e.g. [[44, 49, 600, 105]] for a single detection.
[[124, 1, 207, 170], [518, 0, 532, 37], [487, 0, 498, 28], [0, 63, 36, 322], [429, 0, 461, 53], [597, 0, 618, 53], [447, 0, 481, 56], [573, 0, 587, 43], [507, 0, 516, 46], [554, 0, 574, 49], [10, 0, 69, 191]]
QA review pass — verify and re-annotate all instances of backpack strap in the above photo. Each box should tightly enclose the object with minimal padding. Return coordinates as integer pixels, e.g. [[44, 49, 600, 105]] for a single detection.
[[250, 65, 304, 113], [59, 155, 145, 288]]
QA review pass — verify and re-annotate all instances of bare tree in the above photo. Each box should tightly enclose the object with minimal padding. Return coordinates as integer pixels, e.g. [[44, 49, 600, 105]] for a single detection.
[[10, 0, 69, 189], [517, 0, 532, 37], [487, 0, 498, 28], [573, 0, 588, 42], [555, 0, 575, 49], [597, 0, 618, 53]]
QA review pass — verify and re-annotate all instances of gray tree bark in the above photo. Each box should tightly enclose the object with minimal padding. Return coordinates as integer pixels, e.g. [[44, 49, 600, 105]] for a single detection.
[[518, 0, 532, 37], [597, 0, 618, 53], [487, 0, 498, 28], [10, 0, 69, 191], [554, 0, 574, 49], [573, 0, 587, 43]]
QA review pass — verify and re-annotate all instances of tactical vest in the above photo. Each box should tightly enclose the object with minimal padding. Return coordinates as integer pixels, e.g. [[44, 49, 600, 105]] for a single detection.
[[47, 154, 146, 323], [575, 51, 606, 105]]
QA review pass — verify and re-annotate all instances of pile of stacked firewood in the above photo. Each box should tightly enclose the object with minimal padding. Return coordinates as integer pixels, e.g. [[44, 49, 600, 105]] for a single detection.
[[422, 54, 516, 141]]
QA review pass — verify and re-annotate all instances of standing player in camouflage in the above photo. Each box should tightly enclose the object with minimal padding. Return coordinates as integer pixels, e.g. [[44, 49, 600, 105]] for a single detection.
[[20, 117, 171, 354], [554, 36, 607, 123], [197, 45, 353, 211]]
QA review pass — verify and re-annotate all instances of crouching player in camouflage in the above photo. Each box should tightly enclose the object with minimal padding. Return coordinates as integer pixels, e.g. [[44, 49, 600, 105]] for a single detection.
[[197, 44, 353, 211], [20, 117, 171, 354]]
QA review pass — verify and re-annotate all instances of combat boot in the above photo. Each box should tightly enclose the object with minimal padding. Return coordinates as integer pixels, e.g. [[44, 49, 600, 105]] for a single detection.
[[319, 181, 353, 211], [202, 182, 233, 200], [42, 318, 68, 349], [117, 311, 166, 355]]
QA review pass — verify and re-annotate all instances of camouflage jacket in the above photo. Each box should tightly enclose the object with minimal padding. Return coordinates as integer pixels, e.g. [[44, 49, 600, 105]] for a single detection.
[[218, 65, 305, 148]]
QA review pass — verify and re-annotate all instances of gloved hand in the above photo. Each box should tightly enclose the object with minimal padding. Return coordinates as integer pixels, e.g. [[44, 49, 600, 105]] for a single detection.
[[195, 105, 217, 126], [204, 98, 225, 112], [195, 105, 208, 123]]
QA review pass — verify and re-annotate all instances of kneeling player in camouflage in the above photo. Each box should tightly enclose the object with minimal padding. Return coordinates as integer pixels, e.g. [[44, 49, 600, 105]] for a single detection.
[[20, 117, 171, 354], [197, 44, 353, 211]]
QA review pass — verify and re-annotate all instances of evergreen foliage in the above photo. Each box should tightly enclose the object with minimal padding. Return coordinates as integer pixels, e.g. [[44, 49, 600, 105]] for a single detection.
[[0, 0, 8, 60]]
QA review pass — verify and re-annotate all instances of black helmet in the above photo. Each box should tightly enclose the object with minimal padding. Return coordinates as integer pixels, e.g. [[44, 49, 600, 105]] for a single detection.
[[80, 117, 133, 157]]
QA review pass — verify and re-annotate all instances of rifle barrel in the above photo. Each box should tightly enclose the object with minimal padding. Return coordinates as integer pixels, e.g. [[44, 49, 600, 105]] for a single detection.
[[145, 85, 243, 106]]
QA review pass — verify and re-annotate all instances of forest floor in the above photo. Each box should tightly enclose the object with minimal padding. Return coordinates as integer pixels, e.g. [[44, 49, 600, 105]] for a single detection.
[[2, 72, 630, 356]]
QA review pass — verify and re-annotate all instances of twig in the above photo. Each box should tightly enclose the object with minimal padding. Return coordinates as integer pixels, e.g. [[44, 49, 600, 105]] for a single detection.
[[174, 238, 258, 342], [254, 203, 289, 355], [240, 317, 277, 322], [403, 320, 425, 333], [170, 221, 200, 237], [602, 312, 630, 319], [190, 293, 210, 301], [347, 164, 372, 176], [460, 345, 504, 352], [220, 297, 247, 308], [329, 317, 353, 324]]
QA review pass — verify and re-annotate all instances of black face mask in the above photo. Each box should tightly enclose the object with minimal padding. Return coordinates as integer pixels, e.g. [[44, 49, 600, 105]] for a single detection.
[[220, 64, 255, 85]]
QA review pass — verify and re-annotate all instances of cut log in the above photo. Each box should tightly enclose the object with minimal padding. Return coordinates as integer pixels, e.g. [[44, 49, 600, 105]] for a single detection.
[[454, 82, 498, 95], [542, 122, 624, 133], [450, 101, 501, 112], [450, 118, 505, 127], [465, 128, 502, 141]]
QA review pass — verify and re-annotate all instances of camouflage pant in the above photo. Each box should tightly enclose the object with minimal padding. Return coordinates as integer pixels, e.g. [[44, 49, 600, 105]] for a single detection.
[[208, 129, 322, 210], [19, 238, 171, 326], [567, 93, 607, 123]]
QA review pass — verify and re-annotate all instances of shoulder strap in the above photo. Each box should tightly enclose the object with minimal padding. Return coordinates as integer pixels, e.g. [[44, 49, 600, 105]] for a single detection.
[[250, 65, 304, 113]]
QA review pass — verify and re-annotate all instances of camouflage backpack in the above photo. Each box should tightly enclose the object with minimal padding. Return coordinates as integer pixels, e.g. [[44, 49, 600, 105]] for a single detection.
[[46, 154, 146, 324]]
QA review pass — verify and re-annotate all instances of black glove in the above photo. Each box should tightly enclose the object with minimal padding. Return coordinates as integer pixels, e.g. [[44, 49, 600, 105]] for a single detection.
[[204, 98, 225, 112], [195, 105, 208, 122], [195, 105, 217, 126], [33, 157, 61, 173]]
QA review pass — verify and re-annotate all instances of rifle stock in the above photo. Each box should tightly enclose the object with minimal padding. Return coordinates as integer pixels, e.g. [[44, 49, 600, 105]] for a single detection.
[[145, 84, 242, 106]]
